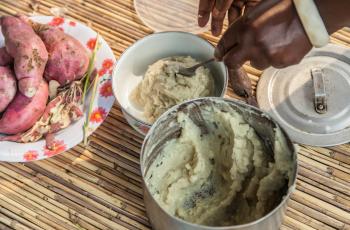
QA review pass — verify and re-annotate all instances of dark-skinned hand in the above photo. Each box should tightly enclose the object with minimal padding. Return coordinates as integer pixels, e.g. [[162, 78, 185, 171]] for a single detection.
[[198, 0, 262, 106], [215, 0, 312, 70], [198, 0, 261, 36], [201, 0, 350, 106]]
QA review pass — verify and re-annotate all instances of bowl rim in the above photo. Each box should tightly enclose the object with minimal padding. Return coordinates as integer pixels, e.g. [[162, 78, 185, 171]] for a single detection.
[[112, 31, 229, 127], [140, 97, 298, 229]]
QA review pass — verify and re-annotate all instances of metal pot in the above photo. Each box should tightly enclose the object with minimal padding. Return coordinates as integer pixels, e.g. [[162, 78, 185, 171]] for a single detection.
[[141, 97, 297, 230]]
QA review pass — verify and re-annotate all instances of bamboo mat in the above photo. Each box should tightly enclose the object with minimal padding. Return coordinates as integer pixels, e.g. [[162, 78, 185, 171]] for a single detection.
[[0, 0, 350, 230]]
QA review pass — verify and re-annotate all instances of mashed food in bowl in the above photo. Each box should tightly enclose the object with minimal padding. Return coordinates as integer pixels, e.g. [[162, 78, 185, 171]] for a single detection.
[[145, 102, 294, 226], [130, 56, 214, 123]]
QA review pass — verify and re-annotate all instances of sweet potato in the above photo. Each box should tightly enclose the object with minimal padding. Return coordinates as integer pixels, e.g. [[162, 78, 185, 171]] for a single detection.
[[1, 15, 48, 98], [0, 81, 83, 145], [0, 80, 48, 134], [0, 66, 16, 112], [0, 47, 13, 66], [34, 25, 89, 86]]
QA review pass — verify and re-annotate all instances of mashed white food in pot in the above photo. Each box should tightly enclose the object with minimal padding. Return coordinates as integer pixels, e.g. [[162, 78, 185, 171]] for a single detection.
[[145, 102, 294, 226], [130, 56, 214, 123]]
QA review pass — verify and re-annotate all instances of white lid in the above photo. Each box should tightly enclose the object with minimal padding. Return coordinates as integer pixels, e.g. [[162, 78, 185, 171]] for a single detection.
[[134, 0, 209, 34], [257, 44, 350, 146]]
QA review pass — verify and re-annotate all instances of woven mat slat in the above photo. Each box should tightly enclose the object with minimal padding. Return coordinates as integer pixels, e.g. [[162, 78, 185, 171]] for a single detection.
[[0, 1, 350, 230]]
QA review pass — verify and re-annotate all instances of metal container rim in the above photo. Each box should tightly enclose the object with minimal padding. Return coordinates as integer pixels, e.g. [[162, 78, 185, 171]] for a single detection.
[[140, 97, 298, 230]]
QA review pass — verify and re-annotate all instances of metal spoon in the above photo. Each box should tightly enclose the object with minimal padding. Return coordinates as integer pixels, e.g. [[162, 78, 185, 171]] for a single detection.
[[177, 58, 215, 77]]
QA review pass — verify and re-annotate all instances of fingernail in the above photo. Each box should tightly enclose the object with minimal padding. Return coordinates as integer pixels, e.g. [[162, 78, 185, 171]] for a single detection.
[[198, 13, 209, 27], [198, 17, 205, 27]]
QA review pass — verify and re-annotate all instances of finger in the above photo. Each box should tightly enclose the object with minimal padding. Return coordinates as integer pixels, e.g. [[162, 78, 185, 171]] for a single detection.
[[228, 0, 245, 24], [198, 0, 215, 27], [211, 0, 233, 36], [229, 66, 258, 106], [247, 96, 258, 107], [228, 5, 241, 24], [222, 43, 250, 68], [244, 0, 261, 13], [228, 67, 252, 97], [215, 18, 246, 60]]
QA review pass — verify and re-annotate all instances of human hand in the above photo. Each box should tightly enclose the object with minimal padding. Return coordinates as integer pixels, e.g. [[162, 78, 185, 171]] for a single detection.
[[229, 67, 257, 106], [198, 0, 261, 36], [215, 0, 312, 70]]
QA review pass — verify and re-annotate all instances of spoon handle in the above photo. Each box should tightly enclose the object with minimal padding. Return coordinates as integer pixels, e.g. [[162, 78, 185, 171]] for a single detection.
[[188, 58, 215, 71]]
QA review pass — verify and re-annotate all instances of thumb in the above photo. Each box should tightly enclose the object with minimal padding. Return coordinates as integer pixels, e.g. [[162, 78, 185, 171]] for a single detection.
[[214, 17, 245, 60], [228, 67, 252, 97], [222, 43, 250, 69]]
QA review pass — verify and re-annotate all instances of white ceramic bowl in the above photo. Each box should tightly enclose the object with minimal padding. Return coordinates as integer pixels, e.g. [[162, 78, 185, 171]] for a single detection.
[[112, 32, 228, 135]]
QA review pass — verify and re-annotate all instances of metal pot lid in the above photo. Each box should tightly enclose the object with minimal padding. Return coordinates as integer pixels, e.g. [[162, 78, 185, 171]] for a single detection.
[[257, 44, 350, 146]]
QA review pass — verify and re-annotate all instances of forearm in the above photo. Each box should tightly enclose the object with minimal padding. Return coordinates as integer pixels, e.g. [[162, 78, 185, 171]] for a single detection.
[[314, 0, 350, 33]]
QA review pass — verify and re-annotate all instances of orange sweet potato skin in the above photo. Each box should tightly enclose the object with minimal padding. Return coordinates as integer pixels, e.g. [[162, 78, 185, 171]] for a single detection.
[[38, 27, 89, 86], [0, 66, 16, 112], [1, 16, 48, 98], [0, 80, 48, 135]]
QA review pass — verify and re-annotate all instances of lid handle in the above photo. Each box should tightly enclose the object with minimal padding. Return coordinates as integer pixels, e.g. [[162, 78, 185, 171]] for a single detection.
[[311, 68, 327, 114]]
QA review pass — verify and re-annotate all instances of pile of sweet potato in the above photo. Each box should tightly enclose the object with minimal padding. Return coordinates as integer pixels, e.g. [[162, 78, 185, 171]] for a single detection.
[[0, 15, 90, 148]]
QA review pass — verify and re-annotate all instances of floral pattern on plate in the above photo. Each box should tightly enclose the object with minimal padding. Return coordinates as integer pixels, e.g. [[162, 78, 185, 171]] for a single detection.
[[0, 16, 116, 162]]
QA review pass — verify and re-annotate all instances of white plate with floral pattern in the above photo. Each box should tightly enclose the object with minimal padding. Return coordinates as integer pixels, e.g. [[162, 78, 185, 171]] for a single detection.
[[0, 16, 116, 162]]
